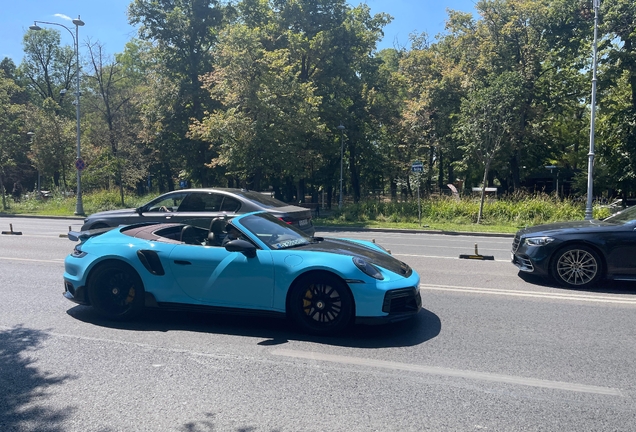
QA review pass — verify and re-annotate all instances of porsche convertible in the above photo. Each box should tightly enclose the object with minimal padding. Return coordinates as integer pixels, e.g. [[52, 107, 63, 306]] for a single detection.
[[63, 212, 421, 334]]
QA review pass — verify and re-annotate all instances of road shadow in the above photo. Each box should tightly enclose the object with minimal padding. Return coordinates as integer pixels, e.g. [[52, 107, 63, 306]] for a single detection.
[[517, 271, 636, 295], [66, 305, 441, 349], [0, 325, 74, 432]]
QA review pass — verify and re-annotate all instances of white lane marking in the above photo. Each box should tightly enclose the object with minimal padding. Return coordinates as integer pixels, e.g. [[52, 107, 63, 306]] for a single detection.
[[420, 284, 636, 305], [319, 232, 513, 240], [1, 233, 71, 238], [388, 243, 512, 252], [0, 256, 63, 263], [394, 253, 509, 262], [271, 349, 623, 396]]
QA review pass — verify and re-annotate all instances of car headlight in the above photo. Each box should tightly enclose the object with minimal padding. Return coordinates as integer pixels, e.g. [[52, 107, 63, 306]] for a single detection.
[[353, 257, 384, 280], [524, 236, 555, 246], [71, 244, 87, 258]]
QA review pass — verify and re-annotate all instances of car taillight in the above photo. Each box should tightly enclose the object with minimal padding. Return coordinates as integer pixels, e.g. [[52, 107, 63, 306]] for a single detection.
[[278, 217, 293, 224]]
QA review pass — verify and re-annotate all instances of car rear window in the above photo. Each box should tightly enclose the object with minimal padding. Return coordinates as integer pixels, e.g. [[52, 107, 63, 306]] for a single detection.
[[235, 191, 288, 208], [221, 197, 241, 212]]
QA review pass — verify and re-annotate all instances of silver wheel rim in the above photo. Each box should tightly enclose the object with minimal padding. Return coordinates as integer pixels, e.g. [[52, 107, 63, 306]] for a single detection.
[[556, 249, 598, 286]]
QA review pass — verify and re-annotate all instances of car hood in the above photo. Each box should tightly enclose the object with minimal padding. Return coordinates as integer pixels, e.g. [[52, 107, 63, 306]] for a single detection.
[[295, 238, 411, 277], [86, 208, 137, 219], [517, 219, 616, 236]]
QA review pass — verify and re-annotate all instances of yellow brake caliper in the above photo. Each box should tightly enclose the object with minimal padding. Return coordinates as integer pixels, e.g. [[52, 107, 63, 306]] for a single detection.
[[303, 287, 313, 315], [125, 287, 136, 304]]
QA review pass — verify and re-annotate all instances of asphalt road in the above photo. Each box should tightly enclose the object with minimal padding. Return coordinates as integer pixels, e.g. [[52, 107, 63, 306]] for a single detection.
[[1, 216, 636, 431]]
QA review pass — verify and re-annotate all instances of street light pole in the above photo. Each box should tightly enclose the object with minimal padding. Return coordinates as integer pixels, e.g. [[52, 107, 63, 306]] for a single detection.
[[337, 124, 346, 210], [585, 0, 600, 220], [30, 15, 85, 215]]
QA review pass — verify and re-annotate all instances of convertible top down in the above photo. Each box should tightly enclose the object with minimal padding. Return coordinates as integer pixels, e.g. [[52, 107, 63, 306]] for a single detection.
[[64, 212, 421, 334]]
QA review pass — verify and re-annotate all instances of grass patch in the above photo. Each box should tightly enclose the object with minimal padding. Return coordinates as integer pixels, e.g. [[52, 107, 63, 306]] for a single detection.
[[1, 189, 154, 217], [1, 189, 612, 234], [320, 194, 610, 233]]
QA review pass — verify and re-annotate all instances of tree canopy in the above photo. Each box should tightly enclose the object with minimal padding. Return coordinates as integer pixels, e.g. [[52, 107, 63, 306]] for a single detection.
[[5, 0, 636, 206]]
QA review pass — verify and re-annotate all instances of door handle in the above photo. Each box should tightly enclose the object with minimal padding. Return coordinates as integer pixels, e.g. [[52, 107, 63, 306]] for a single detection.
[[174, 260, 191, 265]]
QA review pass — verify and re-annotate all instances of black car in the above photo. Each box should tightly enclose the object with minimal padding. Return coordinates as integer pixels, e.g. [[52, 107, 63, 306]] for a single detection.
[[81, 188, 315, 235], [512, 205, 636, 288]]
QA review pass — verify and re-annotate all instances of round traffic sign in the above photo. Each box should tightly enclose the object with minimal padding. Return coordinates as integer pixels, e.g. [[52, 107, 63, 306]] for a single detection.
[[75, 158, 86, 171]]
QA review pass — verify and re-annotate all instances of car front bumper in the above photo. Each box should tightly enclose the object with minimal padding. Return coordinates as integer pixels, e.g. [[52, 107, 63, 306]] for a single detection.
[[356, 287, 422, 325], [63, 280, 89, 305], [511, 235, 557, 277]]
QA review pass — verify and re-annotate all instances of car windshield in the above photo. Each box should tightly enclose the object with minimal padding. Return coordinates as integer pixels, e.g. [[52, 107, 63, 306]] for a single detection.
[[239, 213, 311, 249], [234, 191, 288, 208], [603, 205, 636, 224]]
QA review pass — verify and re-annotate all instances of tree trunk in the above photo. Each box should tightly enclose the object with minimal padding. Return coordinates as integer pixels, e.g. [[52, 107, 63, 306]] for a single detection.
[[477, 158, 492, 224], [437, 148, 444, 191], [348, 142, 360, 203], [0, 175, 6, 210]]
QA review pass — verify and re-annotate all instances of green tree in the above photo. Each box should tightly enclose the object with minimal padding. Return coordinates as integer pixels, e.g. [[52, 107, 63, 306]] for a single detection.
[[83, 40, 148, 204], [0, 71, 29, 209], [26, 98, 76, 191], [596, 0, 636, 196], [128, 0, 229, 187], [456, 71, 524, 223], [18, 28, 75, 107], [190, 24, 325, 192]]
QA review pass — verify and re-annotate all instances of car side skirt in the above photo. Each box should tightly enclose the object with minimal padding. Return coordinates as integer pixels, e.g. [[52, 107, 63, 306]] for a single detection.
[[152, 301, 287, 320]]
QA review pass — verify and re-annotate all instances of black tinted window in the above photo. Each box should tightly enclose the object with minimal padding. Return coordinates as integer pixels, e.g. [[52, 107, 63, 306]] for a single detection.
[[221, 197, 241, 212], [178, 193, 206, 211], [178, 193, 225, 212], [235, 191, 288, 208]]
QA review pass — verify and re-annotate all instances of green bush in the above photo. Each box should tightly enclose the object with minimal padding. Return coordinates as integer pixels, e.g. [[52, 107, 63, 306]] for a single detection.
[[325, 193, 607, 228]]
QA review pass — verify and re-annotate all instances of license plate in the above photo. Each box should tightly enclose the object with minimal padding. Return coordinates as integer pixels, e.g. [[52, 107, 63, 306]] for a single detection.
[[299, 219, 308, 226]]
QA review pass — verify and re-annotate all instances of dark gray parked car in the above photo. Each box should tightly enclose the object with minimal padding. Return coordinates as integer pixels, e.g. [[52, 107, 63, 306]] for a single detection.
[[81, 188, 315, 235]]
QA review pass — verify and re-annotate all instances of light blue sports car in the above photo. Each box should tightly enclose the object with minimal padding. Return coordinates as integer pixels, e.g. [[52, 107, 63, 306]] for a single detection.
[[63, 212, 421, 334]]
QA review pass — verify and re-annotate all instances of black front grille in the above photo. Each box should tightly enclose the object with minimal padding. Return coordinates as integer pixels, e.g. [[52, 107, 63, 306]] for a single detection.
[[382, 288, 422, 314]]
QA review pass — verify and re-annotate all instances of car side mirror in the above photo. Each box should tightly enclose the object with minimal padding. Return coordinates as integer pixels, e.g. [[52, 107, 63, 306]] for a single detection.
[[135, 207, 144, 215], [224, 239, 257, 258]]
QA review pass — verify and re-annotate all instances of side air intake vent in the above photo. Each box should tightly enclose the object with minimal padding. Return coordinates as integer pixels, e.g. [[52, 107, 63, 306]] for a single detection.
[[137, 250, 165, 276]]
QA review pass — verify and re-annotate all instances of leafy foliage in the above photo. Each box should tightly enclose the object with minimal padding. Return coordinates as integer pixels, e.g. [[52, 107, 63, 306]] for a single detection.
[[5, 0, 636, 209]]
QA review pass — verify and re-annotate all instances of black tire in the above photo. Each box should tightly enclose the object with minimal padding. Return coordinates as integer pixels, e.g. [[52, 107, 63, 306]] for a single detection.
[[288, 274, 353, 335], [551, 245, 602, 289], [87, 262, 145, 320]]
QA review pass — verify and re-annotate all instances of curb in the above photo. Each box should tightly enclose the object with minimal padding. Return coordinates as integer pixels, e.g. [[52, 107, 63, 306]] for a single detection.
[[315, 226, 514, 238]]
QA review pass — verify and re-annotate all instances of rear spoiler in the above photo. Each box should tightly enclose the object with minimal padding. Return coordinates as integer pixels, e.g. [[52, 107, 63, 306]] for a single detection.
[[68, 226, 115, 242]]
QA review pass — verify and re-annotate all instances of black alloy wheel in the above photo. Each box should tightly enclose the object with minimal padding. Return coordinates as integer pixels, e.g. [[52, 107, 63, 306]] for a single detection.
[[551, 245, 602, 289], [289, 274, 353, 335], [88, 262, 145, 320]]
